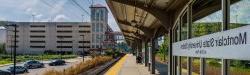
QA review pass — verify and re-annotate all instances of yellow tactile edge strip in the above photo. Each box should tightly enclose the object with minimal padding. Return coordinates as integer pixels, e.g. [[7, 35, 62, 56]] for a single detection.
[[104, 54, 129, 75]]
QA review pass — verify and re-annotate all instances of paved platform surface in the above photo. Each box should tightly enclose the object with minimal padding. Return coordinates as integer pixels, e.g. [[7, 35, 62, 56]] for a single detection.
[[105, 54, 168, 75]]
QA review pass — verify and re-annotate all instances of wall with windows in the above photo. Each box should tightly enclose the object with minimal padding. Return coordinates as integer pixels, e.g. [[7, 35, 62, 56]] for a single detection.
[[5, 22, 92, 54], [170, 0, 250, 75], [90, 5, 109, 49]]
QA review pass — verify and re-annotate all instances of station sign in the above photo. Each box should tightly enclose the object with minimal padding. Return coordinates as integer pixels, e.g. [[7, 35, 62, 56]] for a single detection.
[[173, 25, 250, 60]]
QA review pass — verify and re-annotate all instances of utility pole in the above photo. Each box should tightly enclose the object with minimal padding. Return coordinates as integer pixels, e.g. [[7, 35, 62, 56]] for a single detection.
[[80, 35, 84, 61], [7, 24, 17, 75]]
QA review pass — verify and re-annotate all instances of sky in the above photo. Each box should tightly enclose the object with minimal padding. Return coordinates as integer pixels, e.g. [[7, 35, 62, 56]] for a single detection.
[[0, 0, 120, 31]]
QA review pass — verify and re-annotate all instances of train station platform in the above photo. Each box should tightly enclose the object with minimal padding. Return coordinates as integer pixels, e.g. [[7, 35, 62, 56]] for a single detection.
[[105, 54, 167, 75]]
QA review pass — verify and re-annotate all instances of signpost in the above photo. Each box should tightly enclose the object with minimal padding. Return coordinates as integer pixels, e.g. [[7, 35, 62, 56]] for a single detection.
[[173, 25, 250, 60]]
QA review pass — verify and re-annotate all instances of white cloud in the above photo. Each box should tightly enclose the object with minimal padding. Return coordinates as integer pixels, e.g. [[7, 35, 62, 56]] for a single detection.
[[20, 0, 39, 10], [53, 14, 69, 22], [35, 14, 43, 18], [0, 17, 7, 21], [50, 0, 68, 15]]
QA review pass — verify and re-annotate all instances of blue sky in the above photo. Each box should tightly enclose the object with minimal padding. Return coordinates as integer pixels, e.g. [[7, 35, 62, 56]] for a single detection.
[[0, 0, 120, 31]]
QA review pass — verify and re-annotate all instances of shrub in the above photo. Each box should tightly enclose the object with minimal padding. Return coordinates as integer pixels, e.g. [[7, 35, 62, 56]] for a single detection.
[[208, 59, 221, 67], [42, 56, 112, 75]]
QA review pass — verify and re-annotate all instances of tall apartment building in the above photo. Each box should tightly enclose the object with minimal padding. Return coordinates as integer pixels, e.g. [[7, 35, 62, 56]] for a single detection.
[[90, 4, 110, 50], [5, 22, 91, 54]]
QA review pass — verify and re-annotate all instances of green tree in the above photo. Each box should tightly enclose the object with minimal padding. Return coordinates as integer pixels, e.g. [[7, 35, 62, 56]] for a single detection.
[[158, 34, 169, 61]]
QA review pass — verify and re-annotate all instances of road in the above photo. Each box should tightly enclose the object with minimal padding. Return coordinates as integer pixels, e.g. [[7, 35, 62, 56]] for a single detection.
[[0, 56, 91, 75]]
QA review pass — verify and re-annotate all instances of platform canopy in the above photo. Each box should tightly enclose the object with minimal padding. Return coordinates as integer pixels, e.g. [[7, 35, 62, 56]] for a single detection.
[[106, 0, 223, 46]]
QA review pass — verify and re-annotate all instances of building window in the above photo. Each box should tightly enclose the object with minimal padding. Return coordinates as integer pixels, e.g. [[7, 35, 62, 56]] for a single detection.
[[78, 41, 90, 43], [92, 34, 95, 43], [78, 46, 90, 48], [30, 41, 45, 43], [96, 23, 99, 32], [57, 41, 73, 43], [79, 25, 90, 28], [100, 23, 103, 32], [79, 31, 90, 33], [9, 35, 19, 38], [57, 46, 72, 48], [57, 36, 72, 38], [57, 30, 72, 33], [96, 34, 99, 43], [57, 25, 72, 28], [30, 30, 45, 33], [92, 23, 95, 32], [8, 46, 19, 48], [30, 25, 45, 28], [91, 9, 96, 20], [100, 10, 103, 21], [9, 40, 19, 43], [96, 10, 100, 21], [30, 46, 45, 48], [30, 35, 45, 38]]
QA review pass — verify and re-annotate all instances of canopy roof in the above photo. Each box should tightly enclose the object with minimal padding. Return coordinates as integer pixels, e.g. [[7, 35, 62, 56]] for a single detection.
[[106, 0, 224, 46]]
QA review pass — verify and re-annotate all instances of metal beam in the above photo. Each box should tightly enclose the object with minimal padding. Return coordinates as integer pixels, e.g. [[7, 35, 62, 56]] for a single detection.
[[117, 19, 154, 36], [109, 0, 173, 30], [122, 29, 147, 38], [187, 4, 193, 75]]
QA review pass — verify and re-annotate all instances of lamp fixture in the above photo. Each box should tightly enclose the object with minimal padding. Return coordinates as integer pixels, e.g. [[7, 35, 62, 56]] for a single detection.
[[131, 20, 137, 26]]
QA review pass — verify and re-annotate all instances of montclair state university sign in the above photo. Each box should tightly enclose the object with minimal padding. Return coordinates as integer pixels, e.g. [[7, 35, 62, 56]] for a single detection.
[[173, 25, 250, 60]]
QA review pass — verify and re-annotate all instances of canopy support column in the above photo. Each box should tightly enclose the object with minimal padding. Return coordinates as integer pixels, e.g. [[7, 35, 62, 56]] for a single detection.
[[222, 0, 230, 75], [144, 41, 149, 67], [150, 38, 156, 74], [168, 29, 173, 75]]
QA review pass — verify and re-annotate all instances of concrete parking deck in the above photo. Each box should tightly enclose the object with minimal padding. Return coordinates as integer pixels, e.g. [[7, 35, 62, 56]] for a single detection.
[[105, 54, 168, 75]]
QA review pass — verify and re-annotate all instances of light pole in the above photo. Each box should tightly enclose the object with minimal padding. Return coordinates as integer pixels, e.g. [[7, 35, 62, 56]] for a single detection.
[[81, 15, 84, 22], [6, 24, 17, 75], [32, 14, 35, 22], [80, 35, 84, 61]]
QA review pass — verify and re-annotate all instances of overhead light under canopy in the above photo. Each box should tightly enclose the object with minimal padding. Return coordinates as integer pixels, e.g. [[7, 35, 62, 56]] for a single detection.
[[131, 20, 137, 27]]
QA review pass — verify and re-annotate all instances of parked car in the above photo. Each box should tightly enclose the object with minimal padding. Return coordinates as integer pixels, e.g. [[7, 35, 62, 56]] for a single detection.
[[0, 70, 11, 75], [24, 60, 44, 69], [49, 59, 66, 66], [7, 66, 28, 74]]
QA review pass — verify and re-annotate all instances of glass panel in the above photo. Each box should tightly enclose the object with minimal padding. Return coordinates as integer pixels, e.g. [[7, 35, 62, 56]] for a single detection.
[[229, 0, 250, 75], [96, 23, 99, 32], [92, 23, 95, 32], [192, 0, 222, 75], [229, 0, 250, 29], [92, 34, 95, 43], [100, 23, 103, 32]]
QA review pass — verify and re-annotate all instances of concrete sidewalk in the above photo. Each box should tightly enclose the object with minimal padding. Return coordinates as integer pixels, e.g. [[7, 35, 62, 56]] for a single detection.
[[118, 54, 162, 75]]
